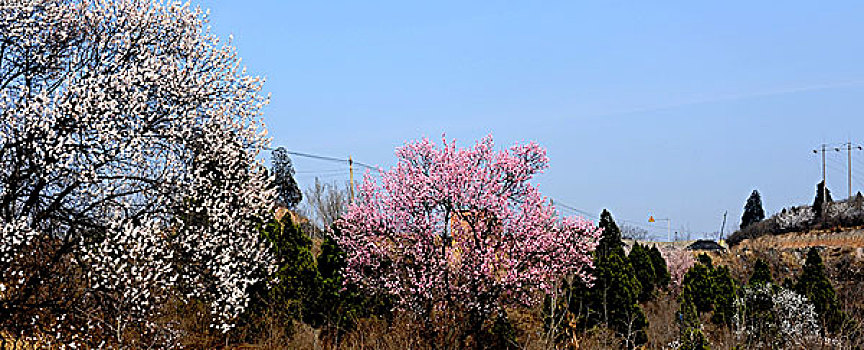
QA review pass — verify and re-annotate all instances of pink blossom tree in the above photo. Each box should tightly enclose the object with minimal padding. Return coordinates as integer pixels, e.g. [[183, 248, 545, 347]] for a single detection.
[[662, 247, 696, 292], [336, 135, 601, 337]]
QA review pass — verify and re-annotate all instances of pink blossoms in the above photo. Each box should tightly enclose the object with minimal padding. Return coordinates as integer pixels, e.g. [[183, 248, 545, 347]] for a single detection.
[[336, 135, 601, 318]]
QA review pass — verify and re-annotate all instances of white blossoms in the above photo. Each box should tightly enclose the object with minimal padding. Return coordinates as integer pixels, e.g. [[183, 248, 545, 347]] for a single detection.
[[733, 283, 822, 348], [1, 0, 275, 346]]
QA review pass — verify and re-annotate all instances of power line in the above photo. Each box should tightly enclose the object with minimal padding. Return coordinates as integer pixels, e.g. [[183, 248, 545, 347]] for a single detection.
[[277, 149, 379, 171], [554, 201, 598, 219], [552, 199, 667, 237], [294, 168, 349, 174], [295, 172, 349, 179], [277, 148, 669, 240]]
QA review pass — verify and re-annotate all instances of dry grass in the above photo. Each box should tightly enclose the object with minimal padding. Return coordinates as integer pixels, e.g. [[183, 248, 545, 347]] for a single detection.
[[0, 334, 43, 350], [737, 228, 864, 250]]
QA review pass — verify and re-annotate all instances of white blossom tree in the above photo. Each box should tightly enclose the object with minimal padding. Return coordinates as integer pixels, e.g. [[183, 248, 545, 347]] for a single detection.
[[733, 283, 823, 348], [0, 0, 274, 346]]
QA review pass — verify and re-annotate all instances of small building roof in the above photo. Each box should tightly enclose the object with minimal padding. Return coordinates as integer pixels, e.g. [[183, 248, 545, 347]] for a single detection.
[[686, 239, 726, 251]]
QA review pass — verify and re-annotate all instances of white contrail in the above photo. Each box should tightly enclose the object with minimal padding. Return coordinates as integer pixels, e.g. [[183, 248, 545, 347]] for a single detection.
[[584, 79, 864, 119]]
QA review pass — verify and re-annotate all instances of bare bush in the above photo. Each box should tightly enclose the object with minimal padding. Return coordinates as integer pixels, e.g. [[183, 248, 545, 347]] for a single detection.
[[302, 178, 349, 231], [622, 225, 650, 241]]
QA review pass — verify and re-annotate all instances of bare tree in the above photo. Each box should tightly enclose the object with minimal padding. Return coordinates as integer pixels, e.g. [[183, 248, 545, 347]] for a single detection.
[[302, 178, 349, 230], [621, 224, 650, 241]]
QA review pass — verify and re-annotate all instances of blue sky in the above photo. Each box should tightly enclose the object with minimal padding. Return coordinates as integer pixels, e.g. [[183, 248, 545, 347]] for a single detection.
[[197, 0, 864, 239]]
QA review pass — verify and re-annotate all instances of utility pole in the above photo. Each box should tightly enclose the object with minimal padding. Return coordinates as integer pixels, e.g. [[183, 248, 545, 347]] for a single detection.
[[813, 142, 864, 201], [719, 211, 727, 242], [649, 216, 671, 242], [814, 144, 827, 202], [668, 219, 672, 243], [348, 155, 355, 203], [849, 142, 853, 199], [823, 144, 827, 201], [841, 142, 863, 198]]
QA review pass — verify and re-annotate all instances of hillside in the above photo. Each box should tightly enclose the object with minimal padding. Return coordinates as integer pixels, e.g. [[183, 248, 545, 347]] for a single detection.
[[728, 193, 864, 246]]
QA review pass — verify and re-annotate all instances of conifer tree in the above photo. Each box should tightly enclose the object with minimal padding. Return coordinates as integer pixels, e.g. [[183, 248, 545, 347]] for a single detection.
[[272, 147, 303, 208], [649, 245, 671, 289], [854, 191, 864, 210], [679, 286, 700, 330], [740, 190, 766, 229], [243, 213, 319, 337], [561, 210, 647, 348], [629, 243, 657, 302], [813, 181, 833, 220], [305, 226, 391, 341], [597, 209, 625, 257], [681, 255, 737, 326], [749, 259, 772, 286], [269, 213, 319, 321], [677, 289, 711, 350], [794, 248, 845, 333], [709, 266, 737, 326], [684, 262, 715, 313], [696, 254, 713, 269]]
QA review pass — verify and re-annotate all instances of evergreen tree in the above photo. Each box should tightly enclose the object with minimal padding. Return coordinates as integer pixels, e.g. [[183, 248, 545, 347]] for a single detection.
[[854, 191, 864, 210], [305, 226, 391, 341], [629, 243, 657, 302], [748, 259, 772, 286], [680, 255, 737, 326], [560, 210, 647, 348], [678, 285, 700, 330], [649, 245, 671, 289], [794, 248, 845, 333], [709, 266, 737, 326], [596, 210, 647, 348], [272, 147, 303, 208], [268, 213, 319, 321], [696, 254, 713, 269], [740, 190, 766, 229], [597, 209, 625, 257], [242, 213, 318, 338], [677, 289, 711, 350], [682, 263, 715, 313], [592, 248, 648, 348], [813, 180, 833, 220]]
